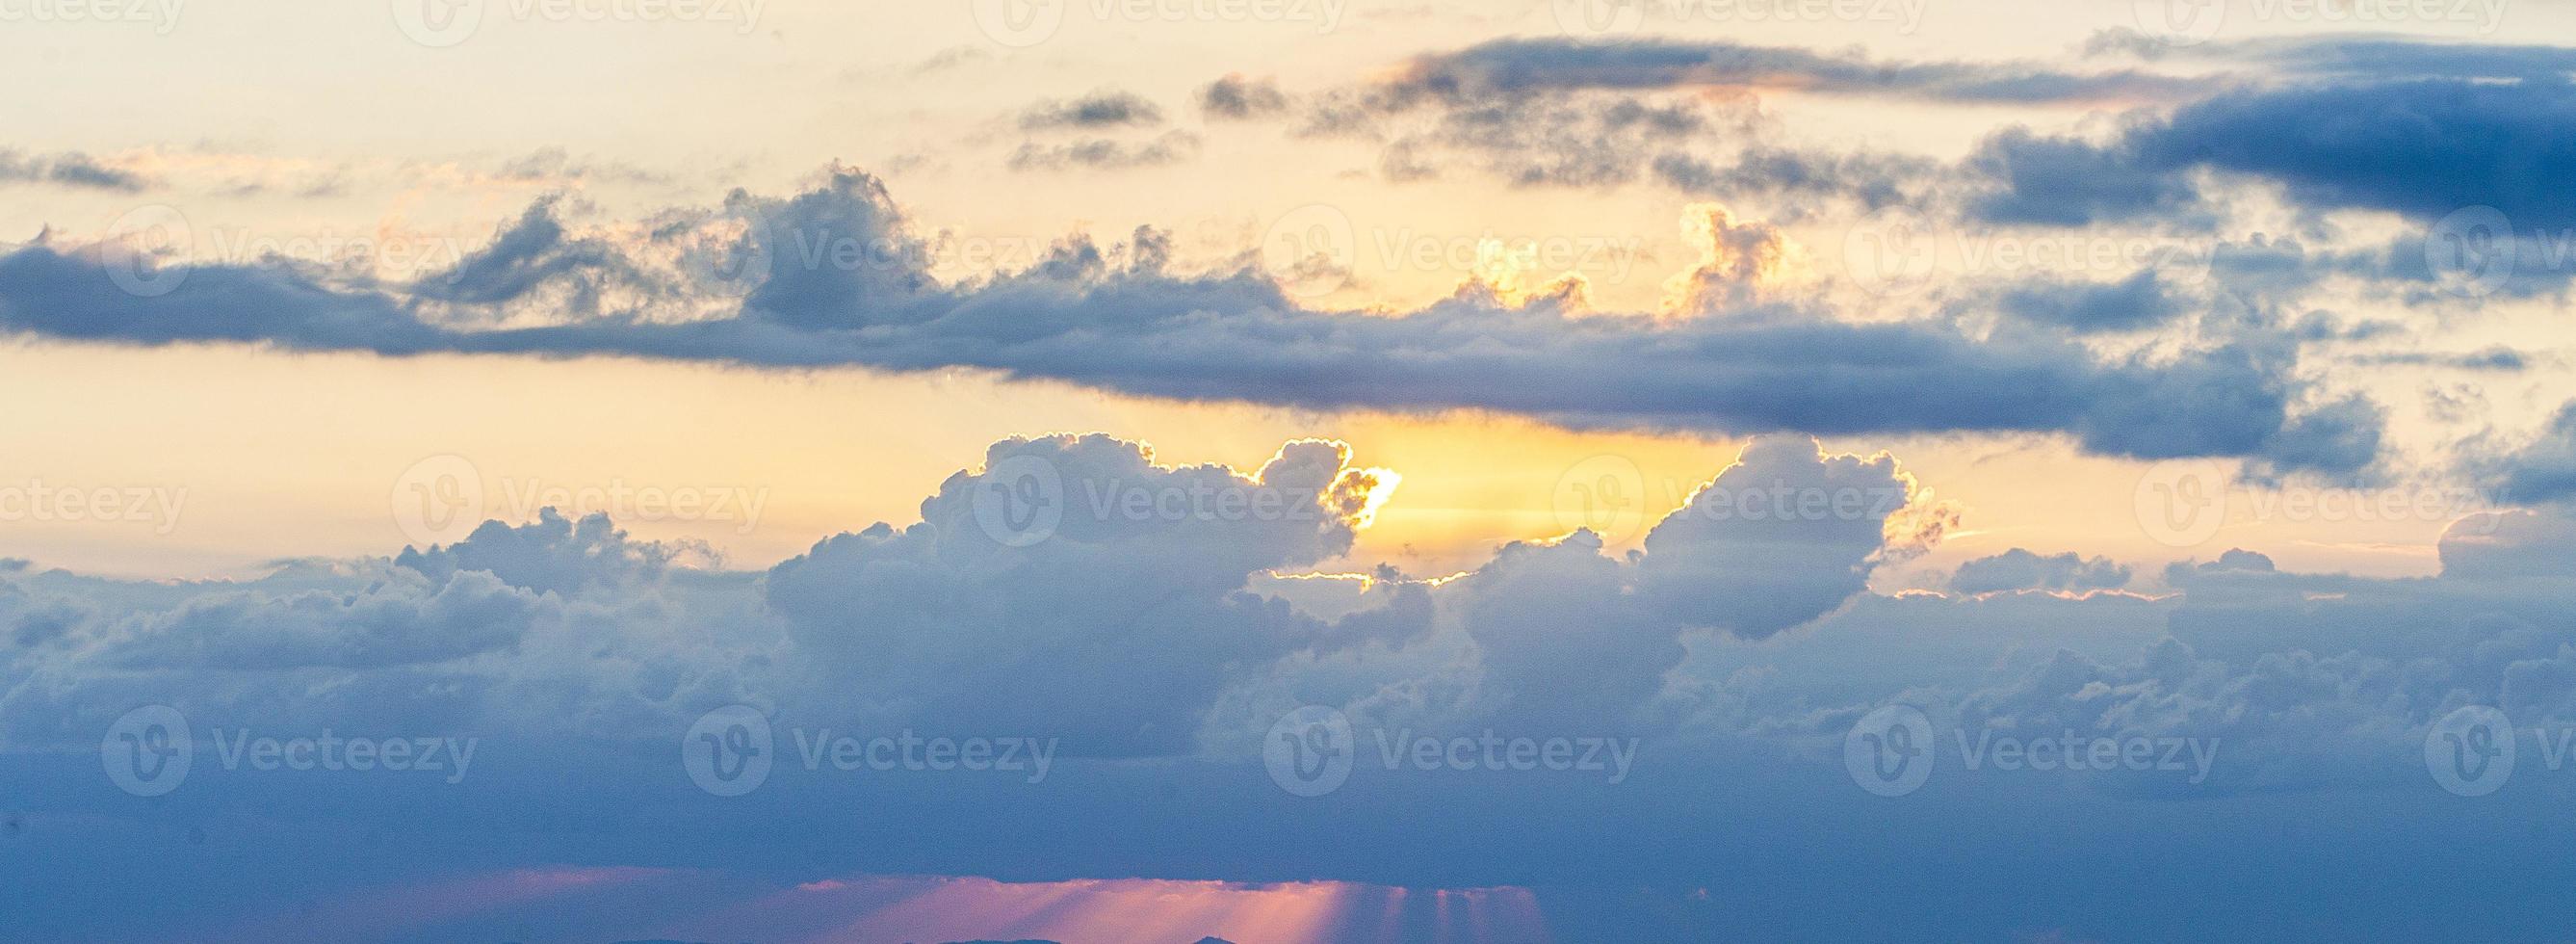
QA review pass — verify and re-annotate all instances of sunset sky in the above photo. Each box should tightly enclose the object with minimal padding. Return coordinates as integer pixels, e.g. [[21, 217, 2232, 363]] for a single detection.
[[8, 0, 2576, 940]]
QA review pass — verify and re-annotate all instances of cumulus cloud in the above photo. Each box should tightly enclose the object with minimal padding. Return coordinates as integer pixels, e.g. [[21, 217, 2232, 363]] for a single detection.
[[1951, 548, 2133, 593], [764, 434, 1427, 756]]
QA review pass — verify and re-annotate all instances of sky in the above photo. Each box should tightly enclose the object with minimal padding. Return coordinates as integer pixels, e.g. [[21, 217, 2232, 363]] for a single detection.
[[8, 0, 2576, 940]]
